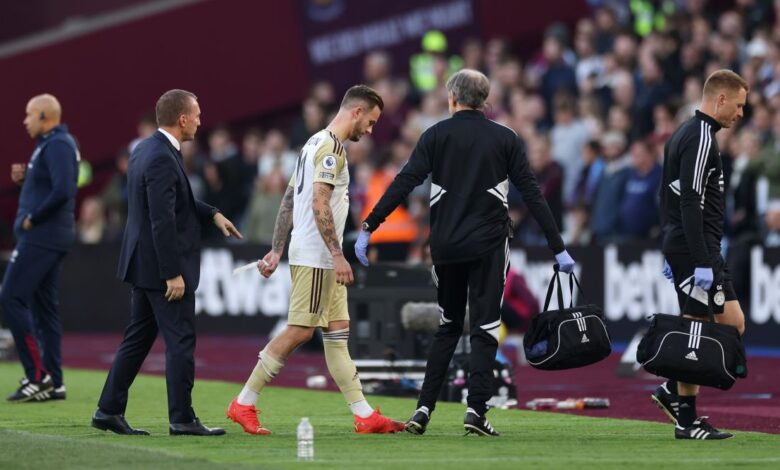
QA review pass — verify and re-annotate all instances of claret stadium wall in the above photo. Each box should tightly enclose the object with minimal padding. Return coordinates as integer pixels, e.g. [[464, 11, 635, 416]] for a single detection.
[[0, 0, 589, 224]]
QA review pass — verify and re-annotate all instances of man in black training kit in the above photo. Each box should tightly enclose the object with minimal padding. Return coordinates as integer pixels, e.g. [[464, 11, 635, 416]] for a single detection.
[[655, 69, 748, 440], [356, 69, 575, 436], [3, 94, 78, 402]]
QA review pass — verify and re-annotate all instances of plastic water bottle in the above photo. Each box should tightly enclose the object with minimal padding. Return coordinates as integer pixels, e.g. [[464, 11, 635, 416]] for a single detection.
[[297, 417, 314, 461]]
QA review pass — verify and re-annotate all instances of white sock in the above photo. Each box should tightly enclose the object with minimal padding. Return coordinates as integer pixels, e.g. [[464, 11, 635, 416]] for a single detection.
[[350, 399, 374, 418], [416, 406, 430, 417], [237, 385, 258, 406]]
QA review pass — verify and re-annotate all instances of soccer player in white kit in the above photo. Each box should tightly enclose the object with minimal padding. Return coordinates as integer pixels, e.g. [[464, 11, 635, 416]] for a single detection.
[[227, 85, 405, 435]]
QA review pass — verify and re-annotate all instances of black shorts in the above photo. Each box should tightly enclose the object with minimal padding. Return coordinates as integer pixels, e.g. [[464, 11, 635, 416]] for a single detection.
[[666, 253, 737, 316]]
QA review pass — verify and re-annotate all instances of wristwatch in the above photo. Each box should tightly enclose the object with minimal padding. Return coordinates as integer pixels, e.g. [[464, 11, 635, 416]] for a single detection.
[[361, 221, 371, 232]]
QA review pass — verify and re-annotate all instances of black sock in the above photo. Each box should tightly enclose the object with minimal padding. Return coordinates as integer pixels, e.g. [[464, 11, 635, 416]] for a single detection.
[[666, 380, 678, 395], [677, 395, 697, 428]]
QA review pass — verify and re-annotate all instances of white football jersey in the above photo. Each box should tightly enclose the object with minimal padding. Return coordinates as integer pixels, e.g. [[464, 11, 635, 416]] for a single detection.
[[288, 129, 350, 269]]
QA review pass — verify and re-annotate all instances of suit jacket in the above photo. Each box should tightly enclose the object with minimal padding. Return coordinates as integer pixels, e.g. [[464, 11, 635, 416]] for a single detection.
[[117, 131, 216, 292]]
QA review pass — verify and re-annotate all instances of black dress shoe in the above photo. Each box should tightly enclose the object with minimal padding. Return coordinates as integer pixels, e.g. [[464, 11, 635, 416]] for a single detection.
[[169, 418, 226, 436], [92, 409, 149, 435]]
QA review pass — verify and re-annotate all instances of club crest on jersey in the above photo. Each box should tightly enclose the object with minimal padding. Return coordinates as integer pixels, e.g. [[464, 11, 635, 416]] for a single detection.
[[323, 155, 336, 169], [713, 291, 725, 306]]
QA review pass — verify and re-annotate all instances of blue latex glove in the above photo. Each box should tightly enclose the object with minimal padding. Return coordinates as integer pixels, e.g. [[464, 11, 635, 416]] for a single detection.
[[555, 250, 575, 274], [693, 267, 713, 290], [354, 230, 371, 266], [662, 260, 674, 282]]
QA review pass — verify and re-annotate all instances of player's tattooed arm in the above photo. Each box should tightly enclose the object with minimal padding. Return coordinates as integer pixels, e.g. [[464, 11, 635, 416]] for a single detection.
[[271, 185, 295, 254], [312, 182, 342, 256]]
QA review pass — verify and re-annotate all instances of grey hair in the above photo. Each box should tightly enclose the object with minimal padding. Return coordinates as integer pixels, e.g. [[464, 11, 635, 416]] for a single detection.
[[446, 69, 490, 109]]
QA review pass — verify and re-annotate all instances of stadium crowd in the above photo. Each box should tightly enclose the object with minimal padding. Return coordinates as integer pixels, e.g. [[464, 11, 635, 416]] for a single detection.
[[76, 0, 780, 269]]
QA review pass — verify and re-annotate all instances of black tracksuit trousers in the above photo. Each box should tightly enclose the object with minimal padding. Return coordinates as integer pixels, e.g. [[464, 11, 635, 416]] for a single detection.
[[417, 239, 509, 416]]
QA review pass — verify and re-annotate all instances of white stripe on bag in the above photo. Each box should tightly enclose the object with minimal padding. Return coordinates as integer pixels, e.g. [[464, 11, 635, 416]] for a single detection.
[[695, 322, 702, 349]]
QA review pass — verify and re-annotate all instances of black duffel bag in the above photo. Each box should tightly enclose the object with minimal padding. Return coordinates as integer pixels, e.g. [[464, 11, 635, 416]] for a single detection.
[[523, 268, 611, 370], [636, 289, 747, 390]]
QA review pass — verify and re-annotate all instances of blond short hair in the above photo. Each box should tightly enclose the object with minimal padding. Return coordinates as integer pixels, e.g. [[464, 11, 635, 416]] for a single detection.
[[703, 70, 749, 97]]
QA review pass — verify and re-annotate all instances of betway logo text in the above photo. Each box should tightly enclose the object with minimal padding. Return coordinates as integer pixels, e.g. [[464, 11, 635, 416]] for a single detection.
[[604, 247, 679, 321], [750, 247, 780, 324], [195, 249, 291, 317]]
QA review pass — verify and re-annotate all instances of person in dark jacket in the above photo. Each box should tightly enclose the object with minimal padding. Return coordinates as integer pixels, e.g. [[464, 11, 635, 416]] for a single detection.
[[2, 94, 78, 403], [654, 70, 748, 440], [92, 90, 242, 436], [356, 69, 575, 436]]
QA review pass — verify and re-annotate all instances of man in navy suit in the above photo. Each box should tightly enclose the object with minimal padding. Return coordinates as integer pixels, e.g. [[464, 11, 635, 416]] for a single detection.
[[92, 89, 242, 436]]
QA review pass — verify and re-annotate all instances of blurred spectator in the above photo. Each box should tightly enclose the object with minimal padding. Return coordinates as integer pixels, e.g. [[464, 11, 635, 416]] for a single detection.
[[633, 53, 673, 137], [360, 139, 420, 262], [202, 127, 246, 232], [77, 196, 107, 244], [593, 6, 619, 54], [484, 38, 510, 77], [511, 135, 563, 245], [289, 98, 327, 149], [676, 75, 703, 121], [242, 167, 287, 244], [258, 129, 297, 180], [590, 130, 629, 244], [500, 268, 540, 334], [409, 30, 463, 93], [612, 32, 638, 70], [461, 37, 485, 73], [363, 50, 393, 86], [565, 139, 605, 244], [754, 113, 780, 245], [550, 93, 591, 202], [370, 79, 409, 150], [239, 129, 263, 197], [648, 102, 677, 148], [407, 91, 448, 136], [540, 35, 578, 124], [574, 30, 604, 94], [609, 70, 636, 127], [99, 148, 129, 241], [128, 115, 156, 153], [747, 102, 773, 144], [728, 128, 763, 305], [181, 140, 205, 200], [619, 139, 662, 240], [309, 80, 337, 114], [731, 129, 762, 239], [346, 136, 376, 229]]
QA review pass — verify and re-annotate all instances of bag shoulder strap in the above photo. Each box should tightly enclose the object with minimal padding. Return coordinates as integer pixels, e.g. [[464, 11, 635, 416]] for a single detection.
[[543, 269, 565, 312], [568, 272, 590, 307]]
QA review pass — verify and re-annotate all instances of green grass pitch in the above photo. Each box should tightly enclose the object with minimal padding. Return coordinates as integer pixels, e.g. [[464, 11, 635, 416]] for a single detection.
[[1, 363, 778, 469]]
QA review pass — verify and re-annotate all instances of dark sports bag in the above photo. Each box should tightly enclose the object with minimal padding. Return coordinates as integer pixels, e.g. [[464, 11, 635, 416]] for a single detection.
[[636, 291, 747, 390], [523, 269, 611, 370]]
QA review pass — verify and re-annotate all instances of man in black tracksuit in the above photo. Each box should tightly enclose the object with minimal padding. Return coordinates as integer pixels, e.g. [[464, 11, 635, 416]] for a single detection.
[[356, 70, 575, 436], [653, 70, 748, 440], [2, 94, 79, 402]]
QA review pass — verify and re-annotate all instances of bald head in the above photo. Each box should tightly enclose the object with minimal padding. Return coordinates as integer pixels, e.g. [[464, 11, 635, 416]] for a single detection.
[[24, 94, 62, 138], [446, 69, 490, 110]]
